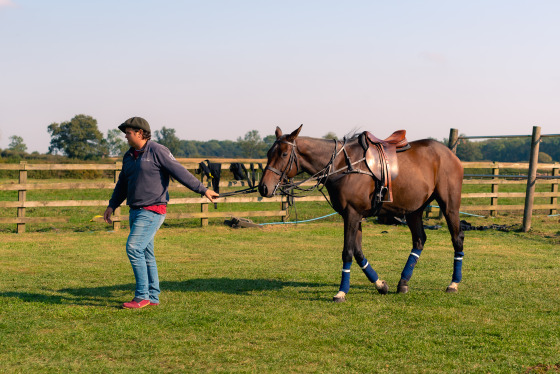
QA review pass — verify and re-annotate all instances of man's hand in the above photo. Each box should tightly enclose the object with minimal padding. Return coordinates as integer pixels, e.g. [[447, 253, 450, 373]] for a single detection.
[[104, 207, 114, 224], [204, 190, 219, 203]]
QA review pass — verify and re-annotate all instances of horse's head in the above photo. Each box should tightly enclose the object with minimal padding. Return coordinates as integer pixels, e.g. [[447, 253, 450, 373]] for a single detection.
[[258, 125, 302, 197]]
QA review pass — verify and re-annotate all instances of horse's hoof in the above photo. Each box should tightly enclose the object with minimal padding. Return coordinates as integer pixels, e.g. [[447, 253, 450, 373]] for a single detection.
[[446, 282, 459, 293], [397, 285, 408, 294], [376, 280, 388, 295], [333, 296, 346, 303], [397, 280, 408, 294]]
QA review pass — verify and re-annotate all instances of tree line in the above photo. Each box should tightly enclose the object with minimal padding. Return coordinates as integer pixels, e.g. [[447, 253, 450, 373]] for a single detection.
[[452, 135, 560, 163], [1, 114, 280, 160], [1, 114, 559, 162]]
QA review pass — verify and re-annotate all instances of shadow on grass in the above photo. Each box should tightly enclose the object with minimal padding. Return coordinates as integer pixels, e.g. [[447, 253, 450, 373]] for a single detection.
[[1, 278, 330, 307]]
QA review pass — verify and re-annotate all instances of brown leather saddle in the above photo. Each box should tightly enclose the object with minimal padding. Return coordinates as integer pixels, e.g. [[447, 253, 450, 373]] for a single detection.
[[360, 130, 409, 206]]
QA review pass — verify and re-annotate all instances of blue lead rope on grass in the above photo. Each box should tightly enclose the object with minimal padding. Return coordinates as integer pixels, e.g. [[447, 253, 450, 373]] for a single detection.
[[358, 258, 379, 283], [339, 262, 352, 294], [258, 212, 338, 225], [452, 251, 464, 283], [401, 248, 423, 281]]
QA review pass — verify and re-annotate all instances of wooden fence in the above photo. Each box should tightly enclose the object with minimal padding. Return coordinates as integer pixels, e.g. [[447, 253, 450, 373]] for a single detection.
[[448, 126, 560, 231], [425, 161, 560, 217], [1, 158, 558, 234], [0, 161, 328, 233]]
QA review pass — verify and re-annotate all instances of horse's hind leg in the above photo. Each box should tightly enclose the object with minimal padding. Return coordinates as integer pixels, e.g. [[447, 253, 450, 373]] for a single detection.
[[397, 209, 427, 293], [436, 195, 465, 293]]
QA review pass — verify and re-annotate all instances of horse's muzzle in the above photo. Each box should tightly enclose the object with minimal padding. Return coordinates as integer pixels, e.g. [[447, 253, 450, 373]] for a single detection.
[[258, 183, 269, 197]]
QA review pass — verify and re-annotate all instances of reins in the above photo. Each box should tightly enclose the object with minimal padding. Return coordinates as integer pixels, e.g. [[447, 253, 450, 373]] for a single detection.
[[218, 186, 259, 197]]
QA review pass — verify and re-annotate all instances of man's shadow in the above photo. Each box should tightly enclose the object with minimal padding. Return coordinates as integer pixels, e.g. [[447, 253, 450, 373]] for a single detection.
[[1, 278, 333, 307]]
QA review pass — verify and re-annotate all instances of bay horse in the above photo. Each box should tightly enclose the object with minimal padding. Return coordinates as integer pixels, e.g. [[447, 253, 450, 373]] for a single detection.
[[258, 125, 464, 302]]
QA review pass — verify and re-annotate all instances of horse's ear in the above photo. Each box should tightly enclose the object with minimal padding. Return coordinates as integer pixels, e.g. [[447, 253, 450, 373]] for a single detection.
[[275, 127, 283, 139], [288, 124, 303, 140]]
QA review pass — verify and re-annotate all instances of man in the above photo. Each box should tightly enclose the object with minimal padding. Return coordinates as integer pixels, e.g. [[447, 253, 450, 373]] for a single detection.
[[104, 117, 219, 309]]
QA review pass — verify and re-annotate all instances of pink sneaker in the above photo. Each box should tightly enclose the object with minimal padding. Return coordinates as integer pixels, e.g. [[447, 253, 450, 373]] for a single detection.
[[122, 299, 150, 309], [149, 302, 159, 306]]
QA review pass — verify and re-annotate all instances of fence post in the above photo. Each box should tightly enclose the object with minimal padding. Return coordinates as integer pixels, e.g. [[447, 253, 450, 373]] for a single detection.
[[201, 202, 208, 227], [522, 126, 541, 232], [17, 161, 27, 234], [113, 162, 121, 231], [281, 197, 289, 222], [491, 164, 500, 216], [448, 128, 459, 154], [443, 129, 460, 219], [551, 164, 559, 215], [424, 204, 432, 218]]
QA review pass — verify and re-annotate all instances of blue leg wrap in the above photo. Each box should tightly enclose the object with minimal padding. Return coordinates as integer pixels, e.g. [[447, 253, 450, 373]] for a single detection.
[[357, 258, 379, 283], [400, 248, 423, 281], [339, 262, 352, 293], [452, 251, 464, 283]]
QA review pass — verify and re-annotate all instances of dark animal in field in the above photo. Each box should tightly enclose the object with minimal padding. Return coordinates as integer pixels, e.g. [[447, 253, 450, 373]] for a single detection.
[[258, 125, 465, 301]]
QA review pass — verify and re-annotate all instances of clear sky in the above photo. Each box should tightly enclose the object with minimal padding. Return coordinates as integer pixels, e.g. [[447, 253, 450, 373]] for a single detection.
[[1, 0, 559, 153]]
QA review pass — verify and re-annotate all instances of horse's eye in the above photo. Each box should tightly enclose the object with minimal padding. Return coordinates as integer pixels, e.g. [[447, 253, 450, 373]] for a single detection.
[[282, 152, 288, 157]]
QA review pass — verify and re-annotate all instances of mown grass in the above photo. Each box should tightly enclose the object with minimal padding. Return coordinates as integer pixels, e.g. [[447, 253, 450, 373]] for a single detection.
[[1, 216, 559, 373]]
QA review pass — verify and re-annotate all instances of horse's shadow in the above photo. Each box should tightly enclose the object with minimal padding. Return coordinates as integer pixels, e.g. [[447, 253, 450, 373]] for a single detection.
[[1, 278, 333, 307]]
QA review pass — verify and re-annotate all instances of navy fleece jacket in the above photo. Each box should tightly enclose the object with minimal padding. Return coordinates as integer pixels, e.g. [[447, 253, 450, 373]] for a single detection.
[[108, 141, 207, 210]]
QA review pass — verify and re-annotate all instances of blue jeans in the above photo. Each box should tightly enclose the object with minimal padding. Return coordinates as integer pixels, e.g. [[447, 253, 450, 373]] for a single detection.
[[126, 209, 166, 303]]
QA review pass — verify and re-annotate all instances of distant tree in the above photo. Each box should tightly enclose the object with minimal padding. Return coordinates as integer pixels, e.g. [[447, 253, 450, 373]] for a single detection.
[[480, 138, 530, 162], [8, 135, 27, 153], [218, 140, 243, 158], [455, 137, 483, 161], [540, 137, 560, 162], [323, 132, 338, 140], [237, 130, 265, 158], [155, 127, 184, 157], [182, 140, 201, 158], [262, 135, 276, 155], [538, 152, 553, 163], [263, 135, 276, 145], [47, 114, 104, 159], [106, 129, 129, 156]]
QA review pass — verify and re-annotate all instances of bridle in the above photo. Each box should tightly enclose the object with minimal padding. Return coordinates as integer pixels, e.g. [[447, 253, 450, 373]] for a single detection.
[[265, 137, 372, 198], [265, 139, 300, 196]]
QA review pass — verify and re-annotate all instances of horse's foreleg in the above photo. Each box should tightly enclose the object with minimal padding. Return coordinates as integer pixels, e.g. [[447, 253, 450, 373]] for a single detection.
[[357, 257, 388, 294], [352, 218, 388, 295], [333, 261, 352, 302], [333, 212, 365, 302], [398, 211, 427, 293]]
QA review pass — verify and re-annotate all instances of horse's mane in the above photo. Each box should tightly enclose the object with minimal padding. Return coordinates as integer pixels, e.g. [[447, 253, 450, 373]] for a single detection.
[[339, 129, 365, 143], [342, 127, 363, 141]]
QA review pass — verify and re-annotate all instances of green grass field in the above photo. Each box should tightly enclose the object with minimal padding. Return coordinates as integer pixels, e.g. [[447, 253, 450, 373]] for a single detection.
[[1, 215, 559, 373]]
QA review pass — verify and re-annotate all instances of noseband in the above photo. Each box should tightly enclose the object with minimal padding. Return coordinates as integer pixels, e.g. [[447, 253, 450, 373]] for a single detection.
[[265, 139, 299, 195]]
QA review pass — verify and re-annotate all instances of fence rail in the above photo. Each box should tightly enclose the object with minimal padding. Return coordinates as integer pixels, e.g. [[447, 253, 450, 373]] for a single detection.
[[450, 161, 560, 218]]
